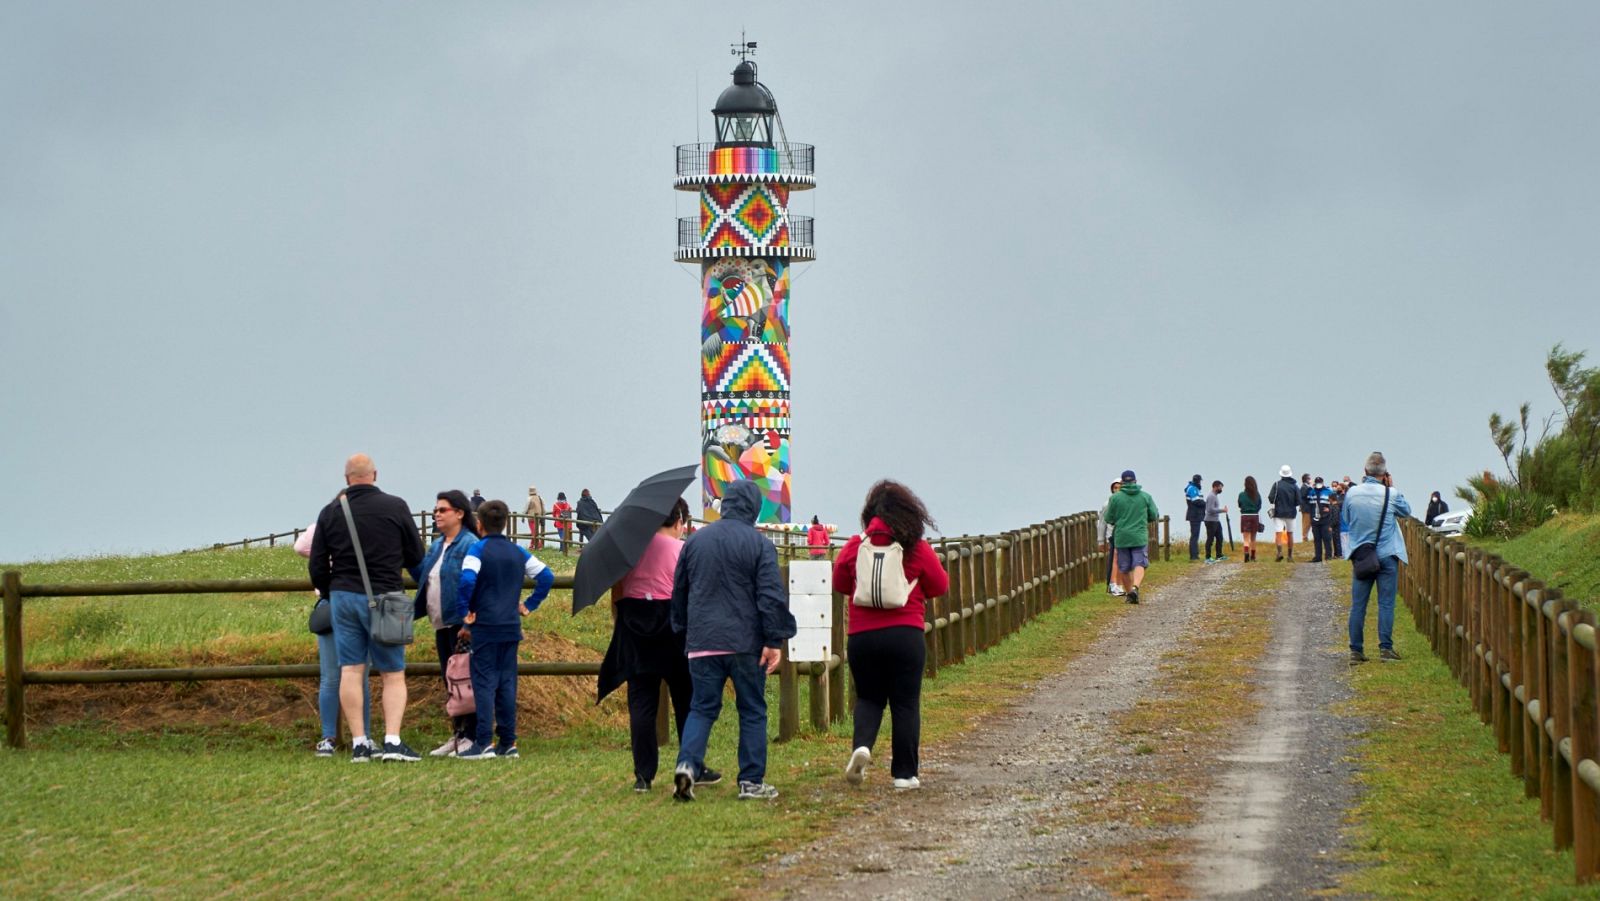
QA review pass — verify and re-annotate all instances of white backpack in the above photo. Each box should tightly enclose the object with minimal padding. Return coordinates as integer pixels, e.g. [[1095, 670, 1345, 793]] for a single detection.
[[851, 536, 918, 610]]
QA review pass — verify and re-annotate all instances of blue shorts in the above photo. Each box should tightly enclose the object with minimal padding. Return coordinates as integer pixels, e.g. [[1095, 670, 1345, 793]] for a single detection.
[[1115, 546, 1150, 574], [330, 590, 407, 673]]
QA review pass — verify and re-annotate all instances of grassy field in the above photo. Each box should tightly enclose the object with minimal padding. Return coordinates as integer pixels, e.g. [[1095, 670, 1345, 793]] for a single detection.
[[1469, 512, 1600, 606], [1338, 560, 1600, 899], [0, 545, 1167, 898]]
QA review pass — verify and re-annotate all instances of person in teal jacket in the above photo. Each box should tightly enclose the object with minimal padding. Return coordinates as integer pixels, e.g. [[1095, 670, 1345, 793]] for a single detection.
[[1103, 470, 1161, 604]]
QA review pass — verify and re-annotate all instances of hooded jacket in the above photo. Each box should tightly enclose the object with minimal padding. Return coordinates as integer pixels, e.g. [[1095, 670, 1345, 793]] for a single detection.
[[524, 488, 545, 518], [670, 480, 797, 654], [1103, 482, 1160, 549], [833, 516, 950, 636], [1184, 479, 1206, 523], [1268, 477, 1300, 519], [575, 494, 602, 528]]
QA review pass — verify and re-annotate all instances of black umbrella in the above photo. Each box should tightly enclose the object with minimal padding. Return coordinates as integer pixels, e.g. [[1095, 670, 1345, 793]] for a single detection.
[[570, 464, 698, 615]]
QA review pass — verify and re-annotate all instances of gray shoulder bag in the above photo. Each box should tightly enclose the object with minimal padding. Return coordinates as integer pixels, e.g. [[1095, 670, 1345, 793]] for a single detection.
[[340, 494, 415, 647]]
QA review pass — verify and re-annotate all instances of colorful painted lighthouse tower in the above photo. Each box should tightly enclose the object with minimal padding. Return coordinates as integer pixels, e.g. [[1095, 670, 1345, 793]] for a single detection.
[[676, 49, 814, 523]]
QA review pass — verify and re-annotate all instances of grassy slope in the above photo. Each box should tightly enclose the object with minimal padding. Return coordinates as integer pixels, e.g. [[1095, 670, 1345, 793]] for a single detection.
[[1338, 558, 1600, 899], [1473, 513, 1600, 605], [0, 548, 1173, 898]]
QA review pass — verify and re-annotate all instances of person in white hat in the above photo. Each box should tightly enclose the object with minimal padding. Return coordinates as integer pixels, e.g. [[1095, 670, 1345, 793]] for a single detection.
[[1266, 464, 1302, 562]]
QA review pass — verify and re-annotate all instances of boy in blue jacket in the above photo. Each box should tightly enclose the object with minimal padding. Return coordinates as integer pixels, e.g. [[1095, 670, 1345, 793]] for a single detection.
[[456, 500, 555, 759]]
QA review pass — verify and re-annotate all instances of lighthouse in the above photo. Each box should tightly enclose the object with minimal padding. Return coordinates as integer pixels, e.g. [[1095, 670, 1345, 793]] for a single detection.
[[676, 47, 815, 523]]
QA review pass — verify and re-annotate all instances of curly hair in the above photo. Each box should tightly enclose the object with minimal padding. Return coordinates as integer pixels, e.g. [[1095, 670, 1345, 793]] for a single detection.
[[859, 479, 936, 547]]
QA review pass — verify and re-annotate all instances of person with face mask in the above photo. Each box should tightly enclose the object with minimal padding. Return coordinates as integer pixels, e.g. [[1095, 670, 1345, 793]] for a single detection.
[[1425, 491, 1450, 527], [1308, 477, 1336, 562]]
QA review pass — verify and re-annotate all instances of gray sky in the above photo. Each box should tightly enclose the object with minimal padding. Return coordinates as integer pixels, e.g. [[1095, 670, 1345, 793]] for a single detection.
[[3, 2, 1597, 562]]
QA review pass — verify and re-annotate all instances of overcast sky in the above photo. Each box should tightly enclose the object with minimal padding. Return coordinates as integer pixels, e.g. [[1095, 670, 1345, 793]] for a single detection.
[[3, 2, 1597, 562]]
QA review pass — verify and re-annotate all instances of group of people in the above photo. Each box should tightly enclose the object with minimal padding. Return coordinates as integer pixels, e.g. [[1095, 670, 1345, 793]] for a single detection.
[[519, 486, 604, 553], [299, 454, 950, 802], [1099, 452, 1420, 667]]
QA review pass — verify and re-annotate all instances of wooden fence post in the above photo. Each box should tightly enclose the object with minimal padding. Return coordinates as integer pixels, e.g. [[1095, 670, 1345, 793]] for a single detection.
[[1552, 593, 1574, 848], [778, 645, 799, 743], [1523, 577, 1544, 799], [831, 589, 848, 725], [4, 570, 23, 749], [1569, 609, 1600, 882]]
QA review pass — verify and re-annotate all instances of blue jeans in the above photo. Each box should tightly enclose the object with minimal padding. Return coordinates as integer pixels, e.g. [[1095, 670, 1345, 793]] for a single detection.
[[1350, 555, 1399, 653], [677, 653, 768, 784], [471, 639, 520, 749], [317, 631, 370, 741]]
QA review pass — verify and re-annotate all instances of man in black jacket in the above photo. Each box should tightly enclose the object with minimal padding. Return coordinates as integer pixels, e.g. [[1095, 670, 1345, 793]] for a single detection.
[[670, 479, 797, 802], [310, 453, 425, 763], [1267, 465, 1301, 563]]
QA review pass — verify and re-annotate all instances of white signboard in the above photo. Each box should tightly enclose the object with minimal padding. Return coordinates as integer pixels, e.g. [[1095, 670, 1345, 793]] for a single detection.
[[786, 560, 834, 663]]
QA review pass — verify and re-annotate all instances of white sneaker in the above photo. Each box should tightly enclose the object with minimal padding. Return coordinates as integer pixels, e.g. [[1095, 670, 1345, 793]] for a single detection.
[[1108, 583, 1124, 596], [452, 739, 476, 758], [892, 776, 922, 790], [429, 737, 459, 757], [844, 746, 871, 785]]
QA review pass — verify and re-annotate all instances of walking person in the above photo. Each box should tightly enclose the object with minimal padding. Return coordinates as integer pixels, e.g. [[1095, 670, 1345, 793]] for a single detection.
[[470, 489, 486, 511], [551, 492, 573, 553], [597, 498, 718, 791], [308, 453, 426, 763], [806, 515, 831, 559], [454, 500, 555, 759], [410, 490, 481, 757], [1203, 480, 1228, 562], [1267, 465, 1301, 562], [575, 489, 603, 547], [524, 485, 546, 549], [670, 480, 797, 802], [1342, 452, 1412, 665], [1425, 491, 1449, 527], [1184, 474, 1205, 561], [1299, 474, 1314, 543], [1104, 470, 1160, 604], [1328, 480, 1346, 559], [1309, 477, 1336, 562], [1099, 480, 1124, 595], [294, 522, 370, 756], [833, 481, 950, 791], [1237, 476, 1262, 563]]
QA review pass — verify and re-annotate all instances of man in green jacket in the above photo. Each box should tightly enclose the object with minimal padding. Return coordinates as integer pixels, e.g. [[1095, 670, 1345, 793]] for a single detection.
[[1103, 470, 1161, 604]]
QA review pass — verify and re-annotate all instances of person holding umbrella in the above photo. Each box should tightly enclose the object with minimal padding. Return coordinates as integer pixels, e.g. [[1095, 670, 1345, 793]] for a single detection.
[[595, 497, 721, 792]]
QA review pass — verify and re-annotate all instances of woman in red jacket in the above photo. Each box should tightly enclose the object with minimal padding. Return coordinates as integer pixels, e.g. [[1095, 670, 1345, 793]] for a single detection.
[[832, 480, 949, 790]]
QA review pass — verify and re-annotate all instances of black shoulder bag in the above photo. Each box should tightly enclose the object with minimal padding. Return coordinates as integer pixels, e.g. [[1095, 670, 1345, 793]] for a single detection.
[[1349, 486, 1390, 581]]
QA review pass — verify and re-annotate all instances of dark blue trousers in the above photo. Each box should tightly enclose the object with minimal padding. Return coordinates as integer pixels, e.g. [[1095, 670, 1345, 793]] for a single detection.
[[470, 639, 520, 749]]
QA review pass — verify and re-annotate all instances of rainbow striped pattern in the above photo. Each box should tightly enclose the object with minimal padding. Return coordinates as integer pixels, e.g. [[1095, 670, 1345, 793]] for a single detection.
[[708, 146, 781, 175]]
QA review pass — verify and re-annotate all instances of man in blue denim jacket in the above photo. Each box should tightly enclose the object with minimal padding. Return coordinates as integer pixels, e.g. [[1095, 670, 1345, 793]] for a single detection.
[[1340, 452, 1412, 665]]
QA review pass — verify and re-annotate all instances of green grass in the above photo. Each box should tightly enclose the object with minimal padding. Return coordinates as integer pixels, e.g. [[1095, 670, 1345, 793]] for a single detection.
[[1470, 513, 1600, 606], [1340, 563, 1600, 899], [0, 550, 1171, 898]]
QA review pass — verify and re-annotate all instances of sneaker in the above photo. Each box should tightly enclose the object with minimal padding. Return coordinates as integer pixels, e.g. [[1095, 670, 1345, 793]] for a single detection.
[[695, 767, 723, 786], [453, 739, 477, 757], [381, 739, 421, 763], [492, 744, 519, 759], [430, 736, 459, 758], [844, 746, 871, 785], [350, 742, 373, 764], [1379, 648, 1402, 662], [457, 744, 496, 760], [315, 738, 335, 758], [634, 777, 651, 793], [1128, 588, 1140, 605], [1108, 583, 1124, 596], [738, 781, 779, 800], [892, 776, 922, 791], [1350, 651, 1369, 666], [673, 765, 695, 802]]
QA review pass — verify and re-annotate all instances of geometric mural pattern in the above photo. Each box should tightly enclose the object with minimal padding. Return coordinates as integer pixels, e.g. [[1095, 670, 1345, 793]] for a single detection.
[[699, 182, 791, 248], [701, 343, 790, 394]]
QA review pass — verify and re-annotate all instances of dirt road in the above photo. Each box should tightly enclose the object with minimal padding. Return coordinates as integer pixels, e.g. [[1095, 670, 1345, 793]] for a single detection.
[[771, 562, 1363, 899]]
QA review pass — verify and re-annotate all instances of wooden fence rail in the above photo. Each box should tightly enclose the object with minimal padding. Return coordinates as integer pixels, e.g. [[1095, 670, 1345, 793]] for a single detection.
[[4, 510, 1169, 750], [1399, 517, 1600, 883]]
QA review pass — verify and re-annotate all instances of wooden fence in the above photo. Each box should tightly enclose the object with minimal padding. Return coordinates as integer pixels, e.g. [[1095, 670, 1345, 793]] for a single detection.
[[1399, 517, 1600, 882], [4, 511, 1170, 751]]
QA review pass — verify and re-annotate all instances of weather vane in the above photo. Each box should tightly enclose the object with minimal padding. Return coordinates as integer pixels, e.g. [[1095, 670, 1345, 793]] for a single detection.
[[730, 30, 757, 60]]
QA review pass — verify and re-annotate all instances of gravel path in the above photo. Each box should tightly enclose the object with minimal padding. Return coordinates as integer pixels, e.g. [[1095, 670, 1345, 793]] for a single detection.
[[772, 564, 1239, 899], [1184, 563, 1362, 898]]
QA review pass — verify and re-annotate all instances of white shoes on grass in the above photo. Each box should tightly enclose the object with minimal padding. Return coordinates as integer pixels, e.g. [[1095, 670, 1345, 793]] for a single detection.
[[844, 746, 871, 784]]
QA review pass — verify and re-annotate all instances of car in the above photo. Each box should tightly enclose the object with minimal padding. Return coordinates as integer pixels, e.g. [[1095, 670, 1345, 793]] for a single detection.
[[1430, 509, 1472, 535]]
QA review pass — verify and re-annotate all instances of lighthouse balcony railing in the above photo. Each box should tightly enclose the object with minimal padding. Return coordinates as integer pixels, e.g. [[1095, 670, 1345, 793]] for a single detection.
[[675, 142, 815, 178], [677, 215, 813, 253]]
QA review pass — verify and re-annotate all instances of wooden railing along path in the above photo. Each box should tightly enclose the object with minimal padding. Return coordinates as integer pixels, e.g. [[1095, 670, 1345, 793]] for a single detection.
[[4, 512, 1171, 750], [1399, 517, 1600, 882]]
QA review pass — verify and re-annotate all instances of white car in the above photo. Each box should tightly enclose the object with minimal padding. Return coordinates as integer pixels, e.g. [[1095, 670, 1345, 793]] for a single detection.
[[1430, 509, 1472, 535]]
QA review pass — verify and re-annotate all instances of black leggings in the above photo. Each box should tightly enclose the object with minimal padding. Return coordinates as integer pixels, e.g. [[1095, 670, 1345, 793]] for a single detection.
[[1204, 521, 1224, 558], [627, 665, 693, 782], [434, 624, 478, 740], [847, 626, 926, 779]]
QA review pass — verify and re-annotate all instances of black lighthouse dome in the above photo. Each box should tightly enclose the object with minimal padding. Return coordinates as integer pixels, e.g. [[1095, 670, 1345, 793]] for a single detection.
[[713, 61, 776, 146]]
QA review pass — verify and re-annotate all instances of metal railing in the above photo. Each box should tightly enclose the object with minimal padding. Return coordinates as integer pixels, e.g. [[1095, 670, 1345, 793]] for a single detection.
[[674, 142, 814, 178], [1398, 517, 1600, 883]]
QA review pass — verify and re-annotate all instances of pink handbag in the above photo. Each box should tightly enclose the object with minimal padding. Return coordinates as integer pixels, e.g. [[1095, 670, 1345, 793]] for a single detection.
[[445, 649, 475, 716]]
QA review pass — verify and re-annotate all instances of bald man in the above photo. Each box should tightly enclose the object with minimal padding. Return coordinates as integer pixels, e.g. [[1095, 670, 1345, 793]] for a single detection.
[[310, 453, 425, 762]]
